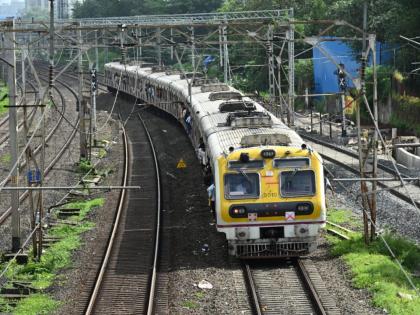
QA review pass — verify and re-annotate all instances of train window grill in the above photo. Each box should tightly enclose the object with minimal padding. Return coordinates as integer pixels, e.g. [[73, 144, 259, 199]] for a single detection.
[[165, 69, 182, 75], [240, 134, 291, 147], [224, 173, 260, 199], [180, 72, 204, 80], [192, 78, 219, 87], [228, 160, 264, 169], [280, 170, 315, 197], [201, 83, 230, 93], [274, 158, 310, 169], [210, 91, 243, 101], [225, 111, 272, 128], [219, 101, 256, 113]]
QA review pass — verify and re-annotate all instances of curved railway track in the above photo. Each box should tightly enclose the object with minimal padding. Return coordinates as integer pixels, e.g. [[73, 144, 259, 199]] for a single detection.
[[0, 81, 39, 146], [243, 259, 340, 315], [0, 73, 80, 224], [85, 111, 161, 314], [0, 71, 41, 128], [300, 132, 420, 208]]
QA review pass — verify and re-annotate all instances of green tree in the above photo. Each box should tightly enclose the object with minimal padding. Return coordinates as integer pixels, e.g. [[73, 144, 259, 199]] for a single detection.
[[73, 0, 223, 18]]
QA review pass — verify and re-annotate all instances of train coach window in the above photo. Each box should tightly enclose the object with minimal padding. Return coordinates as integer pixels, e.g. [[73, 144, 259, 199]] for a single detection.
[[225, 173, 260, 199], [274, 158, 310, 169], [228, 160, 264, 169], [280, 170, 315, 197]]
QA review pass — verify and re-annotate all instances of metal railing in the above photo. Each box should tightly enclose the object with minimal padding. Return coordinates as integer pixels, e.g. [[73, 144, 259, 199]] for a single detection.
[[60, 9, 293, 26]]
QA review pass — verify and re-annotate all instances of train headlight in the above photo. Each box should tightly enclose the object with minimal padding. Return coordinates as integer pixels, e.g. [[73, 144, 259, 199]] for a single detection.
[[230, 206, 247, 218], [296, 203, 311, 212], [261, 149, 275, 159]]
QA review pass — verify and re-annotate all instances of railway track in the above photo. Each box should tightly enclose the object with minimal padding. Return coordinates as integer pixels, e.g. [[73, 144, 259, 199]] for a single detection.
[[243, 259, 340, 315], [36, 62, 108, 93], [326, 221, 353, 240], [0, 80, 39, 146], [85, 111, 161, 314], [300, 132, 420, 208], [0, 72, 80, 224]]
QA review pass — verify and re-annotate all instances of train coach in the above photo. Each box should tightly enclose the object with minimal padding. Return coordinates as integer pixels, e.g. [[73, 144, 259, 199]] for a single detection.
[[104, 61, 326, 258]]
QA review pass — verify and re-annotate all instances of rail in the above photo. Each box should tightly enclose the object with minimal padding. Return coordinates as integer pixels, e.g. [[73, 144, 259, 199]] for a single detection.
[[85, 119, 129, 314]]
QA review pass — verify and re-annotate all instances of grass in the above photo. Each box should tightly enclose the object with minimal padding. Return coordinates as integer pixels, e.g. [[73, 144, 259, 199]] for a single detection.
[[61, 198, 104, 222], [13, 294, 59, 315], [182, 300, 199, 309], [326, 209, 420, 315], [0, 198, 103, 314], [78, 158, 94, 174], [0, 153, 11, 165], [98, 148, 107, 158], [195, 291, 205, 299], [0, 82, 8, 115], [327, 208, 362, 229]]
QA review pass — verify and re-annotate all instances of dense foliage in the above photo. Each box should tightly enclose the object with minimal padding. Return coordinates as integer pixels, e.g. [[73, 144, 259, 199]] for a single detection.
[[71, 0, 420, 115], [220, 0, 420, 43], [73, 0, 224, 17], [73, 1, 420, 44]]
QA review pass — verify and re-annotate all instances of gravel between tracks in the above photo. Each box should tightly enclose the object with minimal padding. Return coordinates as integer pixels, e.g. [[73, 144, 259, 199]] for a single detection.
[[51, 108, 123, 314], [1, 92, 402, 314], [0, 79, 79, 252]]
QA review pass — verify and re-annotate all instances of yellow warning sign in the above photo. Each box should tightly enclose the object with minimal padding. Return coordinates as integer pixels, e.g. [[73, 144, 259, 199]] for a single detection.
[[177, 158, 187, 169]]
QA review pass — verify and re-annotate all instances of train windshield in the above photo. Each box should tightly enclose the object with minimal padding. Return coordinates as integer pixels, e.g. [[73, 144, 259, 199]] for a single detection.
[[225, 173, 260, 199], [280, 170, 315, 197]]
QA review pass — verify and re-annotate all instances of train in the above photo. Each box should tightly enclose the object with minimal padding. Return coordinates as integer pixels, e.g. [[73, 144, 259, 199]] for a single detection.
[[104, 61, 326, 258]]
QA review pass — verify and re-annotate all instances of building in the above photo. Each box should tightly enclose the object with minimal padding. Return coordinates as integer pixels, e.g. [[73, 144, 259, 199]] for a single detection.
[[57, 0, 81, 19], [25, 0, 49, 10], [0, 0, 25, 19]]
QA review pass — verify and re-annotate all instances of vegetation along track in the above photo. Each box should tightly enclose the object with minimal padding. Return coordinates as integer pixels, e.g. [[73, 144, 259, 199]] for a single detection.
[[300, 132, 420, 208], [0, 72, 80, 224], [85, 110, 161, 314], [243, 259, 340, 315]]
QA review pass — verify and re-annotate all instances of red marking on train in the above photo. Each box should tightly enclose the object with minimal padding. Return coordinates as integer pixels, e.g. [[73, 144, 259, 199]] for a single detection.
[[285, 212, 295, 221]]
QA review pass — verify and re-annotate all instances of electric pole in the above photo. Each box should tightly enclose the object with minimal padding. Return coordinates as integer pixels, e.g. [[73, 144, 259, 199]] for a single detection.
[[358, 1, 371, 244], [337, 62, 347, 137], [78, 25, 87, 159], [91, 67, 97, 142], [5, 19, 21, 252]]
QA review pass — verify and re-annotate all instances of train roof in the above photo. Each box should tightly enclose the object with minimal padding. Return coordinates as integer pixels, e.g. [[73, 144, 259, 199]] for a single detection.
[[105, 62, 304, 159]]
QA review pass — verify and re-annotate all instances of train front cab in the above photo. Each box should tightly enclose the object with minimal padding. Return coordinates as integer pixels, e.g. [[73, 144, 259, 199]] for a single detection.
[[215, 146, 326, 258]]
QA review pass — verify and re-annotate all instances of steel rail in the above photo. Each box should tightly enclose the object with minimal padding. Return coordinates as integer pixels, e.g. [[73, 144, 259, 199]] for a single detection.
[[242, 262, 263, 315], [36, 63, 108, 93], [136, 112, 163, 315], [0, 79, 33, 128], [296, 259, 327, 315], [0, 80, 39, 145], [326, 221, 353, 240], [84, 120, 129, 315], [300, 132, 420, 208], [300, 132, 414, 183], [0, 75, 79, 224], [0, 74, 66, 187]]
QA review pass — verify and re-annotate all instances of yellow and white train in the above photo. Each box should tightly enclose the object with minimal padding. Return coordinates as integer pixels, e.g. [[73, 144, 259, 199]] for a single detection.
[[105, 61, 326, 258]]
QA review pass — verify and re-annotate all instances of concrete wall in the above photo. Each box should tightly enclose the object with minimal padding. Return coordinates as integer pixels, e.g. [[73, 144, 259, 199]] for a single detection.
[[396, 148, 420, 170]]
